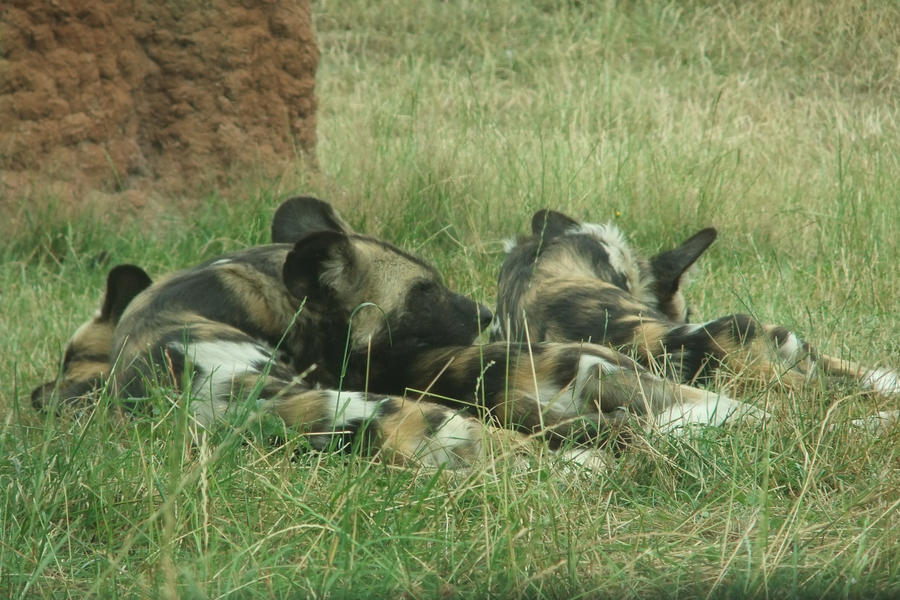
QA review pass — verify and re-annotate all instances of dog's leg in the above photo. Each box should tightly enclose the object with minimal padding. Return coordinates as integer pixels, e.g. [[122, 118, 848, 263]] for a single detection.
[[639, 314, 807, 388], [645, 316, 898, 397], [803, 353, 899, 397], [116, 328, 496, 468], [763, 324, 899, 396], [531, 356, 766, 434], [262, 381, 492, 468], [407, 342, 766, 442]]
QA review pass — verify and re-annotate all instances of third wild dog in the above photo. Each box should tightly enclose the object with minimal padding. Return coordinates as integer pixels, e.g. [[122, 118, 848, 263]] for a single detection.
[[491, 209, 900, 422]]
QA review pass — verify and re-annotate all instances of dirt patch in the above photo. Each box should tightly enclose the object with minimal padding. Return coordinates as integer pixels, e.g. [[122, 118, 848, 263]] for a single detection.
[[0, 0, 318, 206]]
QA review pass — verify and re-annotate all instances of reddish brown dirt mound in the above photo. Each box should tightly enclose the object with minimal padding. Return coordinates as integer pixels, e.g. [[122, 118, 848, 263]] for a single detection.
[[0, 0, 317, 203]]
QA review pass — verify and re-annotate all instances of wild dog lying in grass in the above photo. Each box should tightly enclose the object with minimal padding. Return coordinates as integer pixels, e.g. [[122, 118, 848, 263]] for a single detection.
[[491, 208, 900, 430], [33, 197, 768, 467], [31, 264, 153, 411]]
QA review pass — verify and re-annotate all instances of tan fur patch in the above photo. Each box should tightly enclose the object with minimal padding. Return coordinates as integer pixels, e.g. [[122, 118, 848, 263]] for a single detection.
[[332, 239, 435, 349]]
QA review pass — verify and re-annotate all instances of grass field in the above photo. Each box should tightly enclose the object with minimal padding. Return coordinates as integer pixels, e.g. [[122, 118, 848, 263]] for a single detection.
[[3, 1, 900, 597]]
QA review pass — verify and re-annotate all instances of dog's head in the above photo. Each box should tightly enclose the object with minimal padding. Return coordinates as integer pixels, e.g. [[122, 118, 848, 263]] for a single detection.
[[274, 197, 494, 357], [31, 264, 152, 411], [505, 209, 716, 323]]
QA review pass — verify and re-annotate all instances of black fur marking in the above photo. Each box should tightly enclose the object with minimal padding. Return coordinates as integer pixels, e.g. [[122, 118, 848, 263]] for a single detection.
[[376, 397, 403, 417], [62, 349, 108, 369], [271, 196, 350, 244], [767, 326, 792, 347], [424, 408, 450, 434], [657, 326, 718, 381], [648, 228, 716, 311], [539, 288, 643, 343], [140, 272, 284, 350], [705, 314, 757, 344], [531, 209, 580, 239], [102, 265, 153, 321], [558, 234, 630, 290]]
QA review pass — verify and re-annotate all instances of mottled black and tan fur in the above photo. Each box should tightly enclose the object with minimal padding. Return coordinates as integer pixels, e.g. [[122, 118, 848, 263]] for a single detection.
[[88, 198, 504, 466], [31, 264, 152, 411], [492, 209, 900, 419], [30, 199, 769, 467]]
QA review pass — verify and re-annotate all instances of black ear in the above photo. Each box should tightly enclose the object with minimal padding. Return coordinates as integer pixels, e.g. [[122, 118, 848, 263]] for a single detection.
[[531, 209, 580, 239], [99, 264, 152, 322], [649, 228, 717, 299], [282, 230, 355, 299], [271, 196, 352, 244]]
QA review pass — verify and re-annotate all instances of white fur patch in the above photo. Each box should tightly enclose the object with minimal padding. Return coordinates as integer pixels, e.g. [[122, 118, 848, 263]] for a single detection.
[[190, 398, 232, 429], [773, 332, 804, 363], [535, 384, 582, 419], [678, 320, 718, 336], [571, 354, 624, 405], [653, 390, 764, 433], [209, 258, 233, 266], [488, 316, 504, 339], [556, 447, 613, 473], [413, 412, 481, 468], [538, 355, 630, 419], [321, 390, 390, 426], [502, 236, 519, 254], [572, 222, 631, 256], [170, 339, 274, 401], [570, 222, 649, 300], [851, 410, 900, 434], [861, 368, 900, 396]]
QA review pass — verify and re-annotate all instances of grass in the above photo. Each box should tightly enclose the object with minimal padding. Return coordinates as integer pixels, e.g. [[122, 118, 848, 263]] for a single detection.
[[2, 0, 899, 597]]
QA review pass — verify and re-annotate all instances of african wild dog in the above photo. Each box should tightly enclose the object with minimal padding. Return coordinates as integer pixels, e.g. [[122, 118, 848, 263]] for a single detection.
[[30, 201, 355, 416], [491, 209, 900, 421], [31, 264, 152, 411]]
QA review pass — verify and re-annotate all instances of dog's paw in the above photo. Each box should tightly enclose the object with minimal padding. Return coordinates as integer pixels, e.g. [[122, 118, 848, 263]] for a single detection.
[[555, 447, 614, 473], [861, 368, 900, 397], [851, 410, 900, 435], [654, 391, 766, 432]]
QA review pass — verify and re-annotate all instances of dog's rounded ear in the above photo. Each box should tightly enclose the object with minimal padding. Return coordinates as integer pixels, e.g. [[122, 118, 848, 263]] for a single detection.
[[531, 209, 580, 239], [100, 264, 152, 322], [283, 230, 356, 299], [649, 228, 718, 297], [271, 196, 353, 244]]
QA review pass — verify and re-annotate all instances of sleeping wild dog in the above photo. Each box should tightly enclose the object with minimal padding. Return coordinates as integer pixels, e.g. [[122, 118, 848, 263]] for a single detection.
[[31, 264, 152, 411], [491, 208, 900, 430], [33, 197, 775, 467]]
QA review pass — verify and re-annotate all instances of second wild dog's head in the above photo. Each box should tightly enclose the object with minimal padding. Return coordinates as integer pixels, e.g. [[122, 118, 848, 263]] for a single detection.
[[275, 197, 495, 364], [31, 264, 152, 411], [492, 208, 717, 343]]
